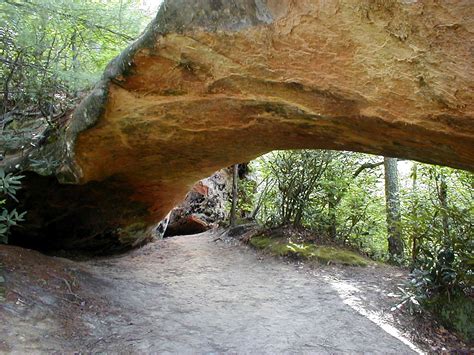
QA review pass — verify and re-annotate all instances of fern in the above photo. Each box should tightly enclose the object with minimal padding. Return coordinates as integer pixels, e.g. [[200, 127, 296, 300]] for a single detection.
[[0, 169, 25, 244]]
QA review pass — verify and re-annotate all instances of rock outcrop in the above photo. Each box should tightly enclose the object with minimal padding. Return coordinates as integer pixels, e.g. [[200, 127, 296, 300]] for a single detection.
[[157, 169, 232, 238], [2, 0, 474, 250]]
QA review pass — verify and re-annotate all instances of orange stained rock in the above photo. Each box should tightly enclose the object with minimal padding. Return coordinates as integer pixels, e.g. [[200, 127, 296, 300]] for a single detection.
[[72, 0, 473, 223]]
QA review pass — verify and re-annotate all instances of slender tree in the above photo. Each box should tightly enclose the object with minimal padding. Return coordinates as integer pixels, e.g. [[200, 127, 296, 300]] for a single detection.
[[410, 163, 420, 264], [384, 157, 404, 261], [438, 172, 450, 240], [230, 164, 239, 227]]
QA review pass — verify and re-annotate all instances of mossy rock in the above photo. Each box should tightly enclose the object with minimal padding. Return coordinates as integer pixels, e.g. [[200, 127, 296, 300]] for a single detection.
[[249, 235, 369, 267]]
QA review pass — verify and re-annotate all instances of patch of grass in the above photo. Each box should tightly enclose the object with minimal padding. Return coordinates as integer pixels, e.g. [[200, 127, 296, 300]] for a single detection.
[[249, 235, 369, 266]]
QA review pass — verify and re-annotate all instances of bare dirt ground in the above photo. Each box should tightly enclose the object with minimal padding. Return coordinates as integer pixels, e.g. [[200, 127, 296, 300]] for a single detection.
[[0, 231, 469, 353]]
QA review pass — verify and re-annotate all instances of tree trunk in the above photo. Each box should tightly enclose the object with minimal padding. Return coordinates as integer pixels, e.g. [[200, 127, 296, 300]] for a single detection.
[[71, 31, 79, 72], [438, 173, 449, 240], [230, 164, 239, 227], [410, 163, 419, 265], [384, 157, 404, 262], [328, 196, 337, 240]]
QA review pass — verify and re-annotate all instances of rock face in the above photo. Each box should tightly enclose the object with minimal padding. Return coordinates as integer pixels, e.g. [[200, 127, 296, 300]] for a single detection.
[[158, 169, 232, 238], [3, 0, 474, 250]]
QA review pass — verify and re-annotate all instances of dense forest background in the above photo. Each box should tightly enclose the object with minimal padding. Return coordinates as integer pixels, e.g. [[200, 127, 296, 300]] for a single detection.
[[0, 0, 472, 342]]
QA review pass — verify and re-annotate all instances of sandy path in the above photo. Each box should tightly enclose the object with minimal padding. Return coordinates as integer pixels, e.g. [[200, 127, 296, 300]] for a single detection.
[[1, 231, 423, 353], [78, 232, 418, 353]]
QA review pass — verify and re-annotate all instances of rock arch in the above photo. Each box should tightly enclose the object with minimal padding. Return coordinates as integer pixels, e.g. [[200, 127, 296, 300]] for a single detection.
[[5, 0, 474, 251]]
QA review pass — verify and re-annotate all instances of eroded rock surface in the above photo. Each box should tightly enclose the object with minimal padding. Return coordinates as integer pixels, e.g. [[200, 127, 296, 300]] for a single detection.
[[3, 0, 474, 249]]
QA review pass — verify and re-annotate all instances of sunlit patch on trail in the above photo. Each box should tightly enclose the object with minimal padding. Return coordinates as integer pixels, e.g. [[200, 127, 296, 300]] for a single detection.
[[326, 276, 423, 354]]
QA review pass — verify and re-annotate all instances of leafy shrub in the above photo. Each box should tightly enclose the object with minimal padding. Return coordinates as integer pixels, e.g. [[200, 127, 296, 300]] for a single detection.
[[397, 165, 473, 339], [0, 169, 25, 243], [407, 246, 473, 340]]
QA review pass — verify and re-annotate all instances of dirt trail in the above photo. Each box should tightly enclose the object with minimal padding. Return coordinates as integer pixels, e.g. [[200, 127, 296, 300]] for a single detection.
[[0, 231, 421, 353]]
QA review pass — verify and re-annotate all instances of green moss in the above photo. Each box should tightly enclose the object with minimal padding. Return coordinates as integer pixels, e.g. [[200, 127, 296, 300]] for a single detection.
[[118, 222, 147, 245], [249, 236, 273, 249], [283, 242, 316, 258], [249, 236, 369, 266], [312, 246, 368, 267], [270, 243, 292, 256]]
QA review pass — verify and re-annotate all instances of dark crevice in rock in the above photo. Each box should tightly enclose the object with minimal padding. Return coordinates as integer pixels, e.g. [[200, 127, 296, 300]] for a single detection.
[[163, 215, 210, 238]]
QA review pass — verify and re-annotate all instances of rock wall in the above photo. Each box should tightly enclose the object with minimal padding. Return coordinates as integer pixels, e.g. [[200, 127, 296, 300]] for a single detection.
[[2, 0, 473, 250]]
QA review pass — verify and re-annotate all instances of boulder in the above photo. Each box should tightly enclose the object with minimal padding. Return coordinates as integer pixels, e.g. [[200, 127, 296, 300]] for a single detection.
[[2, 0, 473, 251]]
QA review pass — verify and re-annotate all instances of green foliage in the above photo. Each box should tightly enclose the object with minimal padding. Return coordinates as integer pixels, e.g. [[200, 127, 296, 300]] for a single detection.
[[236, 177, 257, 220], [399, 164, 473, 338], [0, 0, 151, 151], [0, 169, 22, 200], [402, 275, 474, 341], [403, 164, 472, 290], [252, 150, 387, 259], [0, 0, 152, 239], [0, 169, 25, 243], [254, 150, 336, 226]]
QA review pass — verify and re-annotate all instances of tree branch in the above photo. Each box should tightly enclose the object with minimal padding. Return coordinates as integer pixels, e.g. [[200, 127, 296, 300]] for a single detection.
[[353, 161, 384, 178]]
